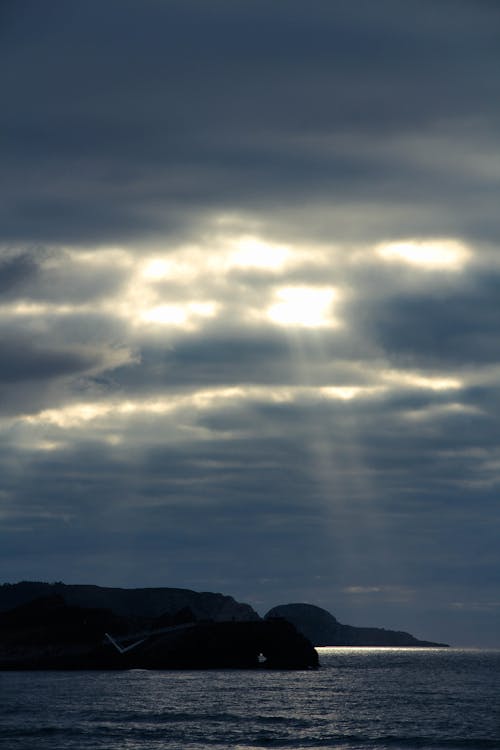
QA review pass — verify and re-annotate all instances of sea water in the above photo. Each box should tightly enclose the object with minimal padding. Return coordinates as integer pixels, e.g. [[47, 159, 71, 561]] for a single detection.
[[1, 648, 499, 749]]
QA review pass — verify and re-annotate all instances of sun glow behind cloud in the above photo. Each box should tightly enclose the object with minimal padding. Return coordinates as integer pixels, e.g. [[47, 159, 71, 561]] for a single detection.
[[376, 238, 470, 270], [227, 236, 290, 270], [12, 362, 467, 440], [106, 234, 339, 332], [19, 385, 365, 431], [266, 286, 338, 328], [140, 301, 218, 327], [141, 253, 202, 282], [0, 235, 334, 335], [382, 370, 463, 391], [141, 234, 293, 283]]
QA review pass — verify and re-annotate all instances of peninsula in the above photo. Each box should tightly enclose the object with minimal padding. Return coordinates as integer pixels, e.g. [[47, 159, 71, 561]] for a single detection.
[[0, 583, 317, 670], [266, 603, 449, 647], [0, 582, 448, 670]]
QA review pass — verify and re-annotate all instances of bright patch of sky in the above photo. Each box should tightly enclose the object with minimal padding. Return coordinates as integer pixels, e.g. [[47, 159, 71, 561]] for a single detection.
[[376, 239, 470, 270]]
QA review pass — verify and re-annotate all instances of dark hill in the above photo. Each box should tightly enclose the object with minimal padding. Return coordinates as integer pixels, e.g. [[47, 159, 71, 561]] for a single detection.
[[0, 595, 318, 670], [0, 581, 259, 621], [265, 603, 449, 647]]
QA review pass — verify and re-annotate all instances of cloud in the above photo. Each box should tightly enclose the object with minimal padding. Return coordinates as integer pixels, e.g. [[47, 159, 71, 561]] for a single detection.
[[0, 338, 101, 384], [0, 250, 42, 294], [1, 0, 500, 646], [2, 1, 500, 246]]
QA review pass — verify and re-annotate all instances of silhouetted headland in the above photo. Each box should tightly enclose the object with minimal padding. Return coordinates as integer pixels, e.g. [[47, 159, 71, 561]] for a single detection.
[[0, 583, 449, 670], [0, 583, 317, 670], [265, 603, 449, 647]]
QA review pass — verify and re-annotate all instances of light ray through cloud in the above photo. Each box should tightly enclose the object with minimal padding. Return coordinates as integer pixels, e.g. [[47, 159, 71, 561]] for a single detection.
[[1, 0, 500, 646]]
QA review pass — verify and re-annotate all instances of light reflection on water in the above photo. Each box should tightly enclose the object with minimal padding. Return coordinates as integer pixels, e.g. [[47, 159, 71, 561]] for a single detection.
[[0, 649, 499, 749]]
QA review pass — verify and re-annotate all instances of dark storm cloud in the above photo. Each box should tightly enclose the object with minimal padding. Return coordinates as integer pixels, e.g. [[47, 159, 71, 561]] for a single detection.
[[363, 268, 500, 366], [0, 321, 135, 414], [0, 251, 41, 294], [109, 332, 303, 393], [0, 424, 330, 585], [2, 0, 500, 244], [0, 336, 100, 383], [23, 254, 129, 305]]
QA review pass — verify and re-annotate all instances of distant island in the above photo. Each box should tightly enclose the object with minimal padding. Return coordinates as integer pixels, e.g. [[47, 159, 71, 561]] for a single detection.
[[0, 582, 448, 670], [266, 603, 449, 648]]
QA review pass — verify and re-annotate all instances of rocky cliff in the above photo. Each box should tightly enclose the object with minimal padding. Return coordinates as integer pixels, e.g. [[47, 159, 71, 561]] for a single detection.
[[265, 603, 449, 647]]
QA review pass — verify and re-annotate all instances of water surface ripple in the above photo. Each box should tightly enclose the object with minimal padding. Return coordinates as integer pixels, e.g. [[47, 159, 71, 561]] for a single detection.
[[1, 648, 499, 749]]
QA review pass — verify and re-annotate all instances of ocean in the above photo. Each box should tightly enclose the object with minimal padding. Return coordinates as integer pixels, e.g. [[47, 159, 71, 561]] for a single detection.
[[1, 648, 499, 749]]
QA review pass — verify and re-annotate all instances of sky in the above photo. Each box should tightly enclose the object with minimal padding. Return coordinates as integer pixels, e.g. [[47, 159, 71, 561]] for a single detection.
[[1, 0, 500, 647]]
